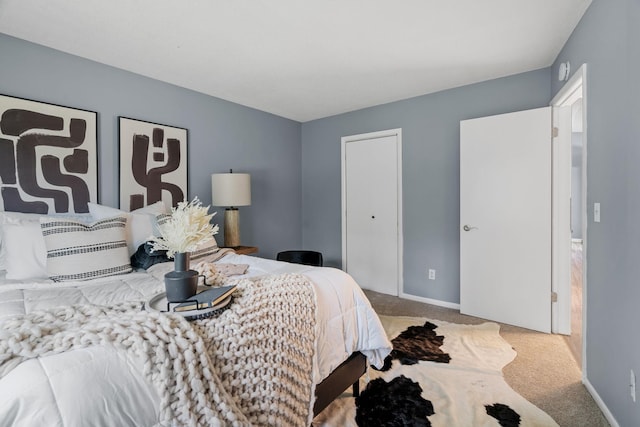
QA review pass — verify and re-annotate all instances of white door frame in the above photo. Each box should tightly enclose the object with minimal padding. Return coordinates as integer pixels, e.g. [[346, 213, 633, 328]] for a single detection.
[[550, 64, 588, 373], [341, 128, 403, 295]]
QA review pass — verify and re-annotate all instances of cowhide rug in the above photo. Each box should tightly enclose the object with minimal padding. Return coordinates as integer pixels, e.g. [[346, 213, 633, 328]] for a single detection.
[[313, 316, 559, 427]]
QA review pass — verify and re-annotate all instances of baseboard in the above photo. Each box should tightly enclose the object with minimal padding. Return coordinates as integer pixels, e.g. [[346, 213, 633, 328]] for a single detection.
[[583, 378, 620, 427], [399, 292, 461, 310]]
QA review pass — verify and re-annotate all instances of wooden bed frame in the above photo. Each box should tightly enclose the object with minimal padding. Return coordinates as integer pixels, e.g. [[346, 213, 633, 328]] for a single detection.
[[313, 351, 367, 416]]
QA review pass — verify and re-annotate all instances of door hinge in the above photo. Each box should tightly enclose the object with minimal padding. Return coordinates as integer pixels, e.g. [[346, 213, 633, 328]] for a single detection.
[[552, 127, 559, 138], [551, 291, 558, 302]]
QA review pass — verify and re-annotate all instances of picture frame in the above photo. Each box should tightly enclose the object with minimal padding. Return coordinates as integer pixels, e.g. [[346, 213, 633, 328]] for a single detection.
[[118, 117, 188, 211], [0, 94, 98, 214]]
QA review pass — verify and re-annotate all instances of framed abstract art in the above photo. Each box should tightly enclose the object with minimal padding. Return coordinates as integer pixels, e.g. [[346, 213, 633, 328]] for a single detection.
[[0, 94, 98, 214], [118, 117, 188, 211]]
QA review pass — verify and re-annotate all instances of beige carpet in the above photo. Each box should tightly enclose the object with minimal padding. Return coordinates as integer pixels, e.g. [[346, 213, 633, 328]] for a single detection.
[[362, 290, 609, 427], [314, 315, 559, 426]]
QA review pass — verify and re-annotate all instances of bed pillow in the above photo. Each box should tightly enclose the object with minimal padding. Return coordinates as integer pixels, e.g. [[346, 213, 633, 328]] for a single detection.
[[88, 201, 167, 256], [40, 215, 132, 282], [0, 211, 93, 278], [3, 220, 49, 279], [0, 212, 41, 272], [154, 213, 220, 262], [190, 238, 220, 262]]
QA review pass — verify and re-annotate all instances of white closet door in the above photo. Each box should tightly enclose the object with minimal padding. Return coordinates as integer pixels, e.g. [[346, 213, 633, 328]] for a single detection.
[[343, 132, 400, 296]]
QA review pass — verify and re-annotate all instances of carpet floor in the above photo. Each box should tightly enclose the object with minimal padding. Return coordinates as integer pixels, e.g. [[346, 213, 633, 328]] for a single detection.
[[314, 314, 560, 426], [361, 290, 610, 427]]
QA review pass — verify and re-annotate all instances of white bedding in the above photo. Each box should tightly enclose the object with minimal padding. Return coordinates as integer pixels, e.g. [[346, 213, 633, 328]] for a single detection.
[[0, 252, 391, 426]]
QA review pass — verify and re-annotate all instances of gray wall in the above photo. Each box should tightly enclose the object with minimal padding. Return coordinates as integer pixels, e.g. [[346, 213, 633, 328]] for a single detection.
[[301, 69, 551, 303], [551, 0, 640, 425], [0, 34, 303, 259]]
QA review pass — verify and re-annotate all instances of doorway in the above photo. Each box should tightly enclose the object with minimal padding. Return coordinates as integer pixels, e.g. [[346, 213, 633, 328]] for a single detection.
[[551, 65, 587, 370], [459, 64, 587, 338], [341, 129, 403, 296]]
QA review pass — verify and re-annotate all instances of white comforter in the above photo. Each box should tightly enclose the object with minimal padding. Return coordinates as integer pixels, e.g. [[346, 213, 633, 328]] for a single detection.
[[0, 252, 391, 426]]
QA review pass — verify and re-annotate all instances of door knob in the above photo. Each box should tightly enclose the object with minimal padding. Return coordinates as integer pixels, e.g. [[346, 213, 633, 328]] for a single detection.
[[463, 225, 478, 231]]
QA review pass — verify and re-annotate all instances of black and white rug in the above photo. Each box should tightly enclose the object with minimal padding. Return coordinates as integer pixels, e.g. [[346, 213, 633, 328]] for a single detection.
[[313, 316, 559, 427]]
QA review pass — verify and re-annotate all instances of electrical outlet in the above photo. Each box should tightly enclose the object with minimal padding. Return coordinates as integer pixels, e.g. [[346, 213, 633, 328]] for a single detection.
[[428, 269, 436, 280], [631, 370, 636, 402]]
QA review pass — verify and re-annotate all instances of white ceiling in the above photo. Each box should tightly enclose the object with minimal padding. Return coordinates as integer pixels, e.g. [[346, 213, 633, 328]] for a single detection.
[[0, 0, 591, 122]]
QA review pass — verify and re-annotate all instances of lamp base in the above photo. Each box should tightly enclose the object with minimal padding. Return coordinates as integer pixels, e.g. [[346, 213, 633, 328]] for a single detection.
[[224, 208, 241, 247]]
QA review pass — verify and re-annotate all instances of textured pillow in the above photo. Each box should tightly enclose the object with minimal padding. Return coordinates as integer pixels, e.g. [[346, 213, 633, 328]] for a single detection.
[[88, 201, 167, 256], [1, 212, 93, 278], [154, 213, 219, 262], [40, 216, 132, 282], [190, 238, 220, 262]]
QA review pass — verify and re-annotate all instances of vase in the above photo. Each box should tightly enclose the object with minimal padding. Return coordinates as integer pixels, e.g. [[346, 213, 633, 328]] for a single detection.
[[164, 252, 199, 303]]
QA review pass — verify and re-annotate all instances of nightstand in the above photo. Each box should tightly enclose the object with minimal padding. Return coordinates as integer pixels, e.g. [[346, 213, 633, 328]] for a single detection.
[[224, 246, 258, 255]]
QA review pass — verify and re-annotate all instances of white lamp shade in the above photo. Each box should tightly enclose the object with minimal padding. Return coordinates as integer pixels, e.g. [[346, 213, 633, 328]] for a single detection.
[[211, 173, 251, 207]]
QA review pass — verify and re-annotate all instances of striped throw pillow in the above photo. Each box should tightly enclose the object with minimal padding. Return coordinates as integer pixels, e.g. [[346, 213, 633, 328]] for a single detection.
[[40, 215, 132, 282], [191, 237, 220, 262], [154, 213, 219, 261]]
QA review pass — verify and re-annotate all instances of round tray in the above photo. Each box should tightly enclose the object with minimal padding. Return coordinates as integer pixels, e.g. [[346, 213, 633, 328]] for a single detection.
[[145, 286, 232, 321]]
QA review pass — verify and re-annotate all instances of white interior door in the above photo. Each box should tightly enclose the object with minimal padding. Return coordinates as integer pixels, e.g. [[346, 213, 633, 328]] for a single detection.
[[342, 130, 402, 296], [460, 107, 552, 333]]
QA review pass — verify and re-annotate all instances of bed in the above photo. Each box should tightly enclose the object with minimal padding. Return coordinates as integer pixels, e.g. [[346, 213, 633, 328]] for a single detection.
[[0, 208, 392, 426]]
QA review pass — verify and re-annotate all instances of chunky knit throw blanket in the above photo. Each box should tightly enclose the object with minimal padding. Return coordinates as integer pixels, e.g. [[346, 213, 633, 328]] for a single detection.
[[0, 273, 317, 427]]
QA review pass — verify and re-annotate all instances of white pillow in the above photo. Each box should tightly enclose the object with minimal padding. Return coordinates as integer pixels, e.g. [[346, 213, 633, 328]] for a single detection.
[[40, 215, 132, 282], [88, 201, 167, 256], [0, 212, 42, 272], [0, 211, 93, 276], [0, 211, 43, 223], [3, 220, 48, 279]]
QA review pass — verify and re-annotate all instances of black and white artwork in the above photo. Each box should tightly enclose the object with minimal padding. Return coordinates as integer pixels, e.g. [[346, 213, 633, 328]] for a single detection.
[[118, 117, 188, 211], [0, 94, 98, 214]]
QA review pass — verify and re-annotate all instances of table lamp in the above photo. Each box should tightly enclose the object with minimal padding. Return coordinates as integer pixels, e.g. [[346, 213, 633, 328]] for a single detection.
[[211, 170, 251, 247]]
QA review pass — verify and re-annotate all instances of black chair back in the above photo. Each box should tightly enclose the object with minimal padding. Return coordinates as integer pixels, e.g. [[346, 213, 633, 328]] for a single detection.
[[276, 250, 323, 267]]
